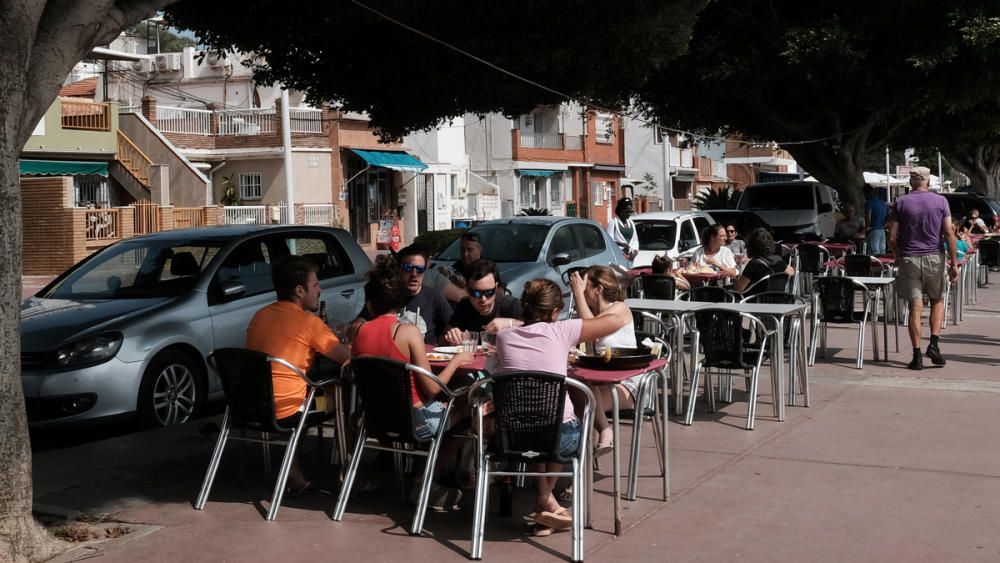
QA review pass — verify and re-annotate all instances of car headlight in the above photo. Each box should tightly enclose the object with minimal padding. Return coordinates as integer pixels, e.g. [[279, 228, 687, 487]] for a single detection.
[[51, 333, 123, 368]]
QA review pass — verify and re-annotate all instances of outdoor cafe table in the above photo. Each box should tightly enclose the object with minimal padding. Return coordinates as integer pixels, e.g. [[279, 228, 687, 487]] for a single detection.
[[626, 299, 711, 414], [825, 275, 898, 361], [680, 270, 729, 287], [569, 358, 669, 536]]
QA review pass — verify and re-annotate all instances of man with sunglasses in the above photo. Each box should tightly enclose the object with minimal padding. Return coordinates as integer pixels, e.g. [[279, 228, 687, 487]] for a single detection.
[[424, 231, 482, 304], [442, 259, 522, 345], [395, 244, 453, 345]]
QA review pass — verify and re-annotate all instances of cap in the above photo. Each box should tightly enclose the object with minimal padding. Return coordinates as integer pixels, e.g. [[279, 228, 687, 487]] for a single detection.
[[910, 166, 931, 181]]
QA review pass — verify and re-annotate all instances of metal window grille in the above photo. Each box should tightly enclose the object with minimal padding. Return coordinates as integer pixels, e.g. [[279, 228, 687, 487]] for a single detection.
[[239, 172, 262, 200]]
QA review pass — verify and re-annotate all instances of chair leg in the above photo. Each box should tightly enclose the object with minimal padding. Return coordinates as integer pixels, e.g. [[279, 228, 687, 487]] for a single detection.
[[194, 409, 232, 510], [332, 426, 368, 521], [746, 366, 760, 431], [267, 392, 316, 521], [704, 368, 717, 414], [857, 317, 867, 370], [684, 361, 702, 425], [626, 376, 649, 501], [571, 459, 584, 562], [470, 456, 490, 560], [334, 386, 349, 481]]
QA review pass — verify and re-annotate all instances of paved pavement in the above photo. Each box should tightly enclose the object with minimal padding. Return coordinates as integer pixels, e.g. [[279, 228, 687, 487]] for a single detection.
[[32, 278, 1000, 562]]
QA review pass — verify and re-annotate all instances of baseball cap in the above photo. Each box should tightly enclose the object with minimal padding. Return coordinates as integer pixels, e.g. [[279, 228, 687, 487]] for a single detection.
[[910, 166, 931, 181]]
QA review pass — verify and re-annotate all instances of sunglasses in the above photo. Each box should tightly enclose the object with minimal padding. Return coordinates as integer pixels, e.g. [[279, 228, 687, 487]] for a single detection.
[[468, 286, 498, 299], [726, 229, 736, 233], [401, 263, 426, 274]]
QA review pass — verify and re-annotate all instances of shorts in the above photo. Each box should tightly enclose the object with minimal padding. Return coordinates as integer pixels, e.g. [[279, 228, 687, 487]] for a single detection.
[[558, 418, 582, 458], [412, 401, 449, 441], [897, 254, 946, 301], [619, 374, 645, 403]]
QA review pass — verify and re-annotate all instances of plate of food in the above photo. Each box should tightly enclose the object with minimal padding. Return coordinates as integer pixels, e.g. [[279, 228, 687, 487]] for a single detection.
[[575, 346, 655, 370], [426, 352, 454, 362], [432, 346, 462, 354]]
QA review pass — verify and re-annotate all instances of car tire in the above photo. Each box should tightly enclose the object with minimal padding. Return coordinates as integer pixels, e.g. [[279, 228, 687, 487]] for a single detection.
[[137, 350, 205, 428]]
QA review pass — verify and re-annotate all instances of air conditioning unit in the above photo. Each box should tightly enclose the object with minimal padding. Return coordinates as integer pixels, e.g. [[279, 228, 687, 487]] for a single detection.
[[206, 52, 225, 68], [131, 59, 152, 73], [155, 53, 181, 72]]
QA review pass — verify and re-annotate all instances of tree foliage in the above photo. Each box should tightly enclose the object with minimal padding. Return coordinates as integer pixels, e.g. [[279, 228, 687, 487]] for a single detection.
[[636, 1, 1000, 210], [167, 0, 707, 140], [692, 187, 739, 210]]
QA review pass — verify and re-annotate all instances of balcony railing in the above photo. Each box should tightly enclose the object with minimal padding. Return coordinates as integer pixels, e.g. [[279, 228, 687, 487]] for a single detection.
[[222, 205, 269, 225], [565, 135, 583, 150], [157, 106, 212, 135], [85, 209, 120, 241], [519, 132, 564, 149], [289, 108, 323, 133], [218, 108, 277, 135], [61, 100, 111, 131]]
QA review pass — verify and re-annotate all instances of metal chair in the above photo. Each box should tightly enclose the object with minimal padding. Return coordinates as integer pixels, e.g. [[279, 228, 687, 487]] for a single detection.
[[332, 356, 467, 535], [468, 372, 595, 562], [741, 272, 792, 296], [685, 308, 772, 430], [979, 239, 1000, 286], [677, 285, 736, 303], [741, 291, 809, 407], [637, 274, 677, 300], [791, 243, 832, 296], [843, 254, 887, 277], [194, 348, 345, 521], [624, 338, 672, 501], [810, 277, 874, 369]]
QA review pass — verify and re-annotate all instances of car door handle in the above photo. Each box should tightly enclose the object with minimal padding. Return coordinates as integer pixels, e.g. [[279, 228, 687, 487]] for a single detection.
[[340, 289, 355, 298]]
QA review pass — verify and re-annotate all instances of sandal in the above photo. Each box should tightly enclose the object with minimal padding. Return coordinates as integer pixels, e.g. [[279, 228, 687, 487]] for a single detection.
[[557, 486, 573, 501], [531, 524, 554, 537], [534, 506, 573, 530]]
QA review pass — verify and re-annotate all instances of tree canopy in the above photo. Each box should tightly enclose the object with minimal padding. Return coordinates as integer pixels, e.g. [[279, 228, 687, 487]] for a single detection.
[[635, 0, 1000, 209], [167, 0, 707, 139]]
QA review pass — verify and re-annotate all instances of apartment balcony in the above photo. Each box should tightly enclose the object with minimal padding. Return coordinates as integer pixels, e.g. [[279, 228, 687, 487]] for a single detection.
[[23, 98, 118, 157], [511, 129, 585, 163]]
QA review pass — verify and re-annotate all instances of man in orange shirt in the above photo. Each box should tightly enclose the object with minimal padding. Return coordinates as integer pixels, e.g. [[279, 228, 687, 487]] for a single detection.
[[246, 255, 350, 493]]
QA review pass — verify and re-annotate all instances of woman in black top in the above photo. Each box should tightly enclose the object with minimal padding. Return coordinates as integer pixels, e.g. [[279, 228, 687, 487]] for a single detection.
[[732, 228, 795, 293]]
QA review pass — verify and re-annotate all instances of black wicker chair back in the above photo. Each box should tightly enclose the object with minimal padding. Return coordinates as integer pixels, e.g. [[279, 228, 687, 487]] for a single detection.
[[979, 239, 1000, 267], [794, 244, 831, 275], [350, 356, 419, 442], [694, 309, 752, 369], [209, 348, 283, 433], [844, 254, 880, 277], [489, 371, 569, 464], [680, 285, 734, 303], [815, 277, 859, 323], [639, 274, 677, 300]]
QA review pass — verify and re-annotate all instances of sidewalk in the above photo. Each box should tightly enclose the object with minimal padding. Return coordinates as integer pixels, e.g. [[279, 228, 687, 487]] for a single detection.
[[32, 281, 1000, 562]]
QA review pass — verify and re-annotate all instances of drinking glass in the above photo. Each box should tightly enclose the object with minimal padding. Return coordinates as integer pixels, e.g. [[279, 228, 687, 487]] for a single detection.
[[461, 331, 479, 353], [480, 331, 496, 353]]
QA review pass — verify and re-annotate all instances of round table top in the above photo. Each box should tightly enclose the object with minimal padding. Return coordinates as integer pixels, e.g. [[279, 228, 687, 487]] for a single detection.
[[679, 270, 729, 285], [569, 358, 669, 384]]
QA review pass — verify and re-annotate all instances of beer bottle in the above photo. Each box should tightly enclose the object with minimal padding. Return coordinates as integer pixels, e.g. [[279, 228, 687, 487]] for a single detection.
[[318, 300, 328, 324]]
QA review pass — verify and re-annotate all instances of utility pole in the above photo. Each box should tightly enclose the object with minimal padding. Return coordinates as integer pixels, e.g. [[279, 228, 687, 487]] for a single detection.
[[885, 144, 892, 203], [281, 89, 295, 224], [661, 126, 674, 211]]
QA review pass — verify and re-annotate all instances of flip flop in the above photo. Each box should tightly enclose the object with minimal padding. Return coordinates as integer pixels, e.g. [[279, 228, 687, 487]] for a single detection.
[[522, 512, 537, 524], [557, 486, 573, 501], [594, 441, 614, 458], [534, 507, 572, 530], [531, 524, 554, 537]]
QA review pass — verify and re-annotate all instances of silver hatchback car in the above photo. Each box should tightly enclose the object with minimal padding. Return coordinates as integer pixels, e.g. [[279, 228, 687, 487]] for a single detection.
[[21, 225, 370, 428], [433, 216, 628, 300]]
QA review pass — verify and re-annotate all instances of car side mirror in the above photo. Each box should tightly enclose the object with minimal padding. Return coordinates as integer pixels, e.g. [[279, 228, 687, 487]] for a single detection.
[[819, 203, 834, 213], [220, 281, 247, 299], [550, 252, 572, 267]]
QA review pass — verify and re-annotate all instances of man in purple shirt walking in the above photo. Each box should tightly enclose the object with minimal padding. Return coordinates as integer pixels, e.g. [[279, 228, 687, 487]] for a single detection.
[[887, 166, 959, 370]]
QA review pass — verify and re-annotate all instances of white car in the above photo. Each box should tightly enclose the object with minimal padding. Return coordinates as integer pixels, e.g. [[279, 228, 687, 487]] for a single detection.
[[630, 211, 716, 267]]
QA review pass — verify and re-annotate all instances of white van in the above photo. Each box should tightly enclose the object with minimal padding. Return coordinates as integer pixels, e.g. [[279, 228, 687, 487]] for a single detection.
[[629, 211, 716, 267], [737, 181, 838, 239]]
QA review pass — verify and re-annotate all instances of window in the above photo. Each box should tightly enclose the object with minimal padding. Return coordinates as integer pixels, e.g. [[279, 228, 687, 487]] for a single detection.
[[635, 220, 678, 251], [550, 176, 562, 204], [591, 181, 607, 205], [679, 220, 697, 250], [653, 127, 664, 145], [450, 174, 459, 198], [595, 113, 614, 144], [284, 235, 353, 279], [74, 175, 109, 207], [547, 225, 581, 262], [213, 239, 273, 298], [436, 223, 550, 263], [520, 177, 536, 208], [573, 224, 606, 259], [239, 172, 262, 200], [693, 217, 712, 238]]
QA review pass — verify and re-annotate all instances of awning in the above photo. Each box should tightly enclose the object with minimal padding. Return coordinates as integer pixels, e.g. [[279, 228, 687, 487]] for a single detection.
[[19, 159, 108, 177], [593, 164, 626, 172], [518, 169, 558, 177], [349, 149, 427, 172], [468, 171, 499, 195]]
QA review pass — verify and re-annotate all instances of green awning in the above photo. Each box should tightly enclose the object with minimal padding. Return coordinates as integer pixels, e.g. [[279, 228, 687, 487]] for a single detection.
[[518, 169, 558, 177], [19, 159, 108, 177], [349, 149, 427, 172]]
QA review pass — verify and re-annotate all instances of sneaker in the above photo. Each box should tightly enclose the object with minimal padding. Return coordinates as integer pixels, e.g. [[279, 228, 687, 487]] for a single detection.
[[409, 484, 462, 512], [907, 354, 924, 371], [926, 343, 946, 366]]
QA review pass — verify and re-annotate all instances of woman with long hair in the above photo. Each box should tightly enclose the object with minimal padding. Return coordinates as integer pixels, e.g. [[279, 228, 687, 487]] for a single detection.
[[495, 278, 622, 536], [691, 223, 739, 277], [732, 228, 795, 293]]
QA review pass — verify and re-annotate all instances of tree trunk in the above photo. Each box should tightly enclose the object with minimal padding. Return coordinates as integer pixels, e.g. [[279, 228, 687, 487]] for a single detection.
[[781, 126, 870, 215], [943, 146, 1000, 200], [0, 2, 174, 559]]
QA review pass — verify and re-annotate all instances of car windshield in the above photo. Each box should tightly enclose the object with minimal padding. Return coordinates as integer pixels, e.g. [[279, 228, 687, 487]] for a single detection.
[[42, 238, 224, 299], [739, 186, 815, 211], [634, 221, 677, 251], [437, 223, 550, 262]]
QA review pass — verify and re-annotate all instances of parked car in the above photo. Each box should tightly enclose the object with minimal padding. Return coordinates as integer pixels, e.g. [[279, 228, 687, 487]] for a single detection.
[[433, 216, 628, 299], [704, 209, 773, 237], [21, 225, 371, 428], [737, 181, 838, 240], [942, 192, 1000, 231], [628, 211, 715, 267]]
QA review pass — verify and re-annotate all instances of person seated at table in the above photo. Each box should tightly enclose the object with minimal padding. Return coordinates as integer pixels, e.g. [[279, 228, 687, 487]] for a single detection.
[[246, 255, 352, 495], [351, 255, 474, 506], [424, 231, 483, 305], [834, 206, 867, 251], [691, 224, 739, 277], [495, 278, 623, 536], [966, 208, 989, 234], [442, 259, 523, 345], [391, 244, 454, 345], [953, 220, 971, 259], [725, 224, 748, 264], [649, 255, 690, 291], [570, 266, 641, 458], [732, 228, 796, 294]]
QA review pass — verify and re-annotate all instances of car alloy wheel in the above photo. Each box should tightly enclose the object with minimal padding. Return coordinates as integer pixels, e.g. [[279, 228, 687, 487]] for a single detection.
[[138, 350, 203, 427]]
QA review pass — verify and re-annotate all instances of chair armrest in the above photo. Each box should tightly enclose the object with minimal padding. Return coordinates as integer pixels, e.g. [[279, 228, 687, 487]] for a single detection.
[[269, 355, 342, 387], [407, 363, 466, 398]]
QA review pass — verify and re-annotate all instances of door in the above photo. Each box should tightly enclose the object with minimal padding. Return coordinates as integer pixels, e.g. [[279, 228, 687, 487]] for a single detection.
[[416, 174, 430, 235], [281, 233, 365, 325], [207, 237, 281, 356]]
